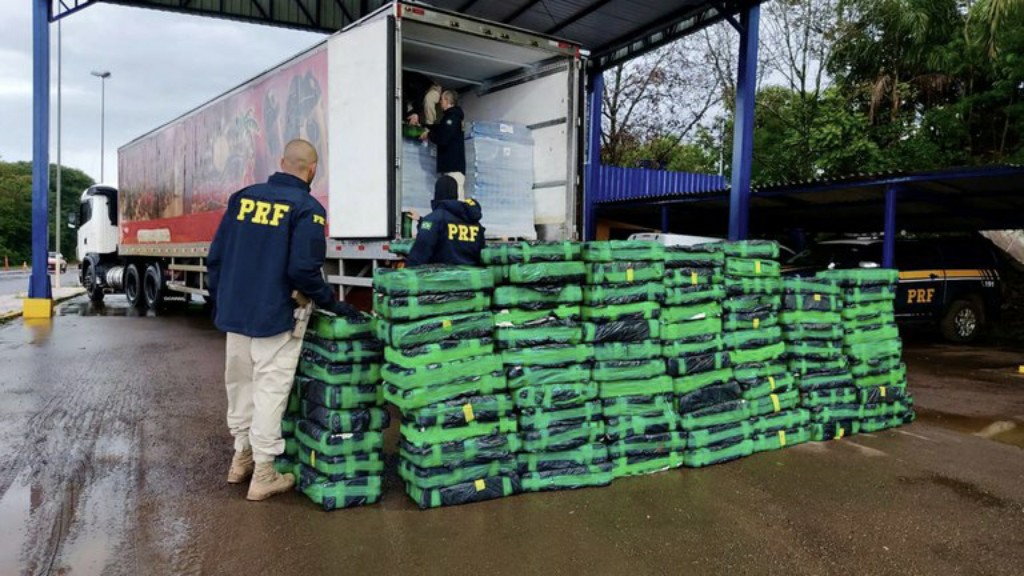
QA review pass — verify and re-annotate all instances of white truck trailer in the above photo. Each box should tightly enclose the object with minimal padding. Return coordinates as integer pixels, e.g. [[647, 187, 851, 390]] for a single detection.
[[77, 2, 585, 309]]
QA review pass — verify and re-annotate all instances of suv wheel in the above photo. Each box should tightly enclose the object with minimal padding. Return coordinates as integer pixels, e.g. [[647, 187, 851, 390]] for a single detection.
[[941, 299, 983, 343]]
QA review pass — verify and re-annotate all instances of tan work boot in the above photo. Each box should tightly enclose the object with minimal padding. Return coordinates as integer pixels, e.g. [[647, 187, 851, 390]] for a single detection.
[[227, 447, 254, 484], [246, 462, 295, 501]]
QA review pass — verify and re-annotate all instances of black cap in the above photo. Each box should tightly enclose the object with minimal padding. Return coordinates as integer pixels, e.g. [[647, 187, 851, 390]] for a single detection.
[[433, 175, 459, 202]]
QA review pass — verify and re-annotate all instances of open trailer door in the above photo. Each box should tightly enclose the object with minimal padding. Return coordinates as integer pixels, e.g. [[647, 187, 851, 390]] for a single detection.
[[327, 10, 397, 239]]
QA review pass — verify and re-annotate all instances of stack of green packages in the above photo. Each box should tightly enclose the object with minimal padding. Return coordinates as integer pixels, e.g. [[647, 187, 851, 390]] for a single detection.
[[275, 384, 302, 474], [487, 241, 613, 492], [817, 268, 915, 435], [582, 240, 681, 477], [374, 265, 521, 508], [281, 311, 388, 510]]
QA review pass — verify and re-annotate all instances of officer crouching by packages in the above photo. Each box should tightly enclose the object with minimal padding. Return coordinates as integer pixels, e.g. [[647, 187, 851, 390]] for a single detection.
[[406, 175, 485, 266]]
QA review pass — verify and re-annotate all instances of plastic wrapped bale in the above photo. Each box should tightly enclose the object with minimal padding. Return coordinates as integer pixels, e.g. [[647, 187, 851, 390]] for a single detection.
[[296, 463, 383, 511], [377, 312, 494, 348], [664, 244, 725, 269], [406, 474, 522, 509], [482, 241, 581, 265], [464, 121, 536, 240], [374, 291, 491, 322], [586, 261, 666, 285], [682, 437, 755, 468], [494, 285, 582, 310], [718, 240, 780, 259], [374, 265, 494, 296], [611, 452, 684, 477], [520, 462, 614, 492], [582, 240, 665, 262]]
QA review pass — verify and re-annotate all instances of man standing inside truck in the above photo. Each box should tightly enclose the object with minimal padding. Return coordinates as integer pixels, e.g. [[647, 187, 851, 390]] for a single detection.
[[403, 71, 442, 126], [406, 175, 485, 266], [207, 138, 360, 502], [421, 90, 466, 198]]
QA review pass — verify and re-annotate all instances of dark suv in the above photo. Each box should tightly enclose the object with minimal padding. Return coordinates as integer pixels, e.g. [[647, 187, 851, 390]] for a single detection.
[[786, 236, 1002, 342]]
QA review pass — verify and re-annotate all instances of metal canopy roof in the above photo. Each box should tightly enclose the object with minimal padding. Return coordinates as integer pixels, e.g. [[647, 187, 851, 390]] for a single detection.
[[51, 0, 760, 69], [597, 166, 1024, 236]]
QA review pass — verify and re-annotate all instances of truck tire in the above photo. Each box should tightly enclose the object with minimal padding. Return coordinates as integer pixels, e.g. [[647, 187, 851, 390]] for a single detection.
[[84, 260, 104, 303], [143, 263, 165, 310], [941, 299, 984, 343], [125, 263, 145, 309]]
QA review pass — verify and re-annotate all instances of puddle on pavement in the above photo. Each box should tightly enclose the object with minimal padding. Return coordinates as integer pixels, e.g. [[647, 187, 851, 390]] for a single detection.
[[915, 409, 1024, 449], [0, 480, 31, 574], [57, 296, 209, 320]]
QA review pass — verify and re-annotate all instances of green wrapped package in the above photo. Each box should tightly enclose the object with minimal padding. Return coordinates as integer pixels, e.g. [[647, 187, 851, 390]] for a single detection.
[[788, 357, 848, 376], [842, 286, 896, 304], [723, 311, 778, 332], [663, 285, 726, 306], [810, 404, 863, 423], [605, 411, 678, 441], [507, 363, 592, 389], [841, 300, 895, 318], [746, 390, 800, 417], [297, 444, 384, 479], [399, 433, 518, 469], [660, 317, 721, 341], [723, 294, 782, 313], [297, 375, 383, 410], [861, 401, 912, 419], [299, 354, 381, 387], [724, 327, 782, 350], [295, 419, 384, 457], [801, 387, 859, 408], [599, 375, 673, 399], [843, 315, 897, 333], [582, 282, 665, 306], [302, 335, 383, 363], [282, 414, 297, 436], [785, 341, 844, 360], [817, 268, 898, 287], [385, 338, 494, 368], [285, 437, 299, 457], [660, 302, 722, 324], [482, 241, 581, 264], [296, 464, 382, 510], [592, 359, 667, 382], [664, 267, 723, 289], [737, 370, 795, 399], [854, 365, 907, 388], [778, 310, 841, 326], [849, 356, 902, 377], [857, 384, 909, 404], [752, 427, 810, 452], [514, 381, 599, 409], [594, 340, 661, 361], [611, 453, 684, 477], [846, 339, 903, 362], [859, 415, 909, 433], [586, 261, 665, 285], [661, 336, 724, 359], [582, 240, 665, 262], [300, 402, 390, 433], [495, 323, 583, 348], [781, 277, 839, 295], [810, 420, 860, 441], [505, 261, 587, 284], [398, 457, 517, 490], [493, 284, 583, 309], [384, 372, 506, 411], [494, 305, 580, 327], [782, 293, 841, 313], [686, 420, 752, 449], [667, 352, 730, 377], [402, 394, 516, 429], [724, 276, 782, 295], [400, 417, 518, 444], [517, 442, 609, 472], [308, 311, 374, 341], [519, 401, 603, 431], [374, 291, 490, 321], [843, 325, 900, 346], [730, 342, 786, 365], [601, 393, 675, 418], [520, 463, 615, 492], [672, 368, 733, 395], [750, 408, 810, 435], [796, 370, 855, 391], [374, 265, 493, 296], [520, 422, 606, 452], [682, 438, 754, 468], [606, 431, 686, 458], [376, 312, 493, 348], [582, 301, 660, 322], [676, 381, 742, 414], [719, 240, 779, 259], [782, 324, 844, 341], [405, 474, 520, 509], [679, 399, 750, 430], [287, 390, 301, 414], [725, 257, 781, 278], [583, 319, 661, 343], [502, 344, 594, 367], [274, 455, 298, 477], [664, 246, 725, 268], [388, 238, 413, 255], [383, 353, 503, 389]]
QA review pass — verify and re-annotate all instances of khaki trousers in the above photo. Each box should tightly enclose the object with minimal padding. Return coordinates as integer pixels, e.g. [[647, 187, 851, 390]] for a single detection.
[[444, 171, 466, 200], [423, 85, 442, 125], [224, 331, 301, 463]]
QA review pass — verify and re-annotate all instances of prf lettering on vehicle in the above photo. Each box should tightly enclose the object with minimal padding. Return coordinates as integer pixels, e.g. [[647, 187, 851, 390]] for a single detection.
[[447, 224, 480, 242], [907, 288, 936, 304], [236, 198, 290, 226]]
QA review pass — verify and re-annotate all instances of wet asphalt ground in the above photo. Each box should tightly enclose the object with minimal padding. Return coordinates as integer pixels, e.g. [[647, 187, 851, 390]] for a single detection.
[[1, 297, 1022, 575]]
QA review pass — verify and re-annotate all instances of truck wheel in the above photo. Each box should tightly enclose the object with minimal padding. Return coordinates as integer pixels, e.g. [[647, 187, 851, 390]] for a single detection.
[[125, 264, 145, 309], [84, 261, 104, 303], [143, 263, 165, 310], [941, 299, 984, 343]]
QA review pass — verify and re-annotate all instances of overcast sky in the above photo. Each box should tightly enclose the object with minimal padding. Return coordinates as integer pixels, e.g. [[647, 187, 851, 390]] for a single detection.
[[1, 3, 324, 186]]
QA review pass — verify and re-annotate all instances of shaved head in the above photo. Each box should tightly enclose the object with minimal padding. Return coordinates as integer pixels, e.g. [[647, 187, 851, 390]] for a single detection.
[[280, 139, 319, 184]]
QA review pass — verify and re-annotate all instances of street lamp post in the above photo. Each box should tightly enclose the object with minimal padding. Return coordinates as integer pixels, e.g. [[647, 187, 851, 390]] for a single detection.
[[91, 70, 111, 182]]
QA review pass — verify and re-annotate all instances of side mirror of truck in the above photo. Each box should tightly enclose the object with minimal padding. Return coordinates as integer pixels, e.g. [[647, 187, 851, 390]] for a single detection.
[[66, 213, 77, 228]]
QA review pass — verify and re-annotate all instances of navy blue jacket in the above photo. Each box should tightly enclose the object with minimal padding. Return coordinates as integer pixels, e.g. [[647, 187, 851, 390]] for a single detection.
[[427, 106, 466, 174], [207, 172, 334, 337], [406, 199, 485, 267]]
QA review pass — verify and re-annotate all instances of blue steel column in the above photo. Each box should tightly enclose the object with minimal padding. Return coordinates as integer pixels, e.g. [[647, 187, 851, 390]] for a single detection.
[[584, 71, 604, 241], [883, 184, 899, 268], [728, 4, 760, 241], [29, 0, 52, 300], [661, 205, 670, 233]]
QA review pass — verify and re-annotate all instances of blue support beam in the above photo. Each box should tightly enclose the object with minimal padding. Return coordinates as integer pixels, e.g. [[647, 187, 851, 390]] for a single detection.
[[584, 70, 604, 241], [660, 205, 670, 233], [30, 0, 52, 300], [727, 4, 759, 241], [883, 184, 899, 268]]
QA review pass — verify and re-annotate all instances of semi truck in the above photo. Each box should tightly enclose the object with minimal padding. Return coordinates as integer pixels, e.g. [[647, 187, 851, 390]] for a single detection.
[[77, 2, 585, 310]]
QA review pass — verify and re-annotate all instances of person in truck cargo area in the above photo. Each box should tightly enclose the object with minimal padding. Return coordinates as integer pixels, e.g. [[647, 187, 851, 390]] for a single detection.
[[406, 175, 485, 267], [207, 138, 361, 502], [421, 89, 466, 198], [403, 71, 442, 127]]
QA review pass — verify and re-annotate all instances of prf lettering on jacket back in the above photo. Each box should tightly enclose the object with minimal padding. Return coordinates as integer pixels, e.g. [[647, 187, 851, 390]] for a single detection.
[[447, 223, 480, 242], [907, 288, 935, 304], [237, 198, 290, 226]]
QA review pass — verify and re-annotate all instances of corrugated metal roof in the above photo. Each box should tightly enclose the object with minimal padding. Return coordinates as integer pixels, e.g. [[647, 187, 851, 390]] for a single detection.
[[52, 0, 761, 69]]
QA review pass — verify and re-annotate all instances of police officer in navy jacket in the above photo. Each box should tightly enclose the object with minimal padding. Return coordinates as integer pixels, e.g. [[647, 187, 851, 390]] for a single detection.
[[406, 175, 485, 267]]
